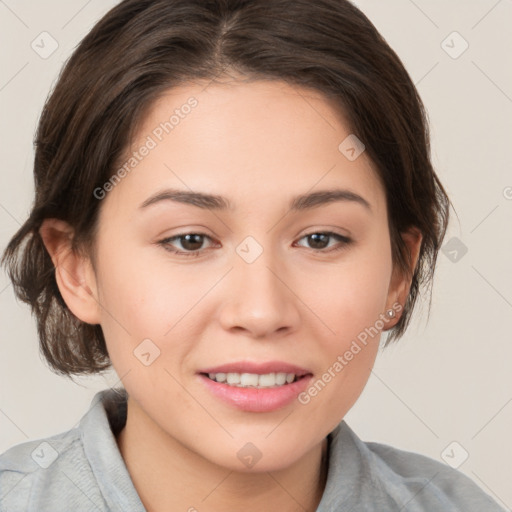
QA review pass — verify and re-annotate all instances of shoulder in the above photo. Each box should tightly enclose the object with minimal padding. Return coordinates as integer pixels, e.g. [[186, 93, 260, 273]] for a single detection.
[[0, 426, 108, 511], [362, 435, 505, 511], [324, 422, 506, 511]]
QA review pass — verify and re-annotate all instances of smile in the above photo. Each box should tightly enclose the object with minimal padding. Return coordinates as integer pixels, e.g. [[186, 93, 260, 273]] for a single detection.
[[197, 362, 313, 412]]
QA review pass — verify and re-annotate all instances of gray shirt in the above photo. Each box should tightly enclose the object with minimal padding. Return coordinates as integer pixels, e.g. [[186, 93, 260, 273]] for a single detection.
[[0, 388, 506, 511]]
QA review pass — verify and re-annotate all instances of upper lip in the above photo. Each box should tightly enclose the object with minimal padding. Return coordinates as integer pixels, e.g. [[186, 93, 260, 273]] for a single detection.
[[198, 361, 312, 376]]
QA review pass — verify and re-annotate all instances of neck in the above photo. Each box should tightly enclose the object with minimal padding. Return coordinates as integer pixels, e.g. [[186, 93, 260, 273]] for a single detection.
[[116, 396, 329, 512]]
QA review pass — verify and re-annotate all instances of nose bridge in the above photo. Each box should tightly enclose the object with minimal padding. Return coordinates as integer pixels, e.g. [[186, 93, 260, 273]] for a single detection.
[[235, 233, 286, 302], [219, 233, 299, 336]]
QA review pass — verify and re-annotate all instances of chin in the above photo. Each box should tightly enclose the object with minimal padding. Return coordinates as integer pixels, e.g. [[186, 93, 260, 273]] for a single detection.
[[199, 435, 319, 474]]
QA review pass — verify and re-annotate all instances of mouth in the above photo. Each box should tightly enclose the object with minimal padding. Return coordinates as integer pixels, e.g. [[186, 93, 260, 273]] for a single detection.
[[196, 361, 313, 412]]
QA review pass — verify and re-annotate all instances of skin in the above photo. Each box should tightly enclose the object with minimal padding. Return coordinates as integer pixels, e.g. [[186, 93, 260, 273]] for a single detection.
[[40, 78, 422, 512]]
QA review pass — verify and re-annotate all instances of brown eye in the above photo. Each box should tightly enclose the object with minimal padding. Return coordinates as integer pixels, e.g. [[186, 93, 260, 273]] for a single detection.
[[296, 232, 352, 252], [158, 233, 215, 257]]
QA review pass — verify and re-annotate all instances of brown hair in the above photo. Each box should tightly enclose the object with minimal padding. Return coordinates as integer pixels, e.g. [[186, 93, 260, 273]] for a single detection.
[[1, 0, 450, 376]]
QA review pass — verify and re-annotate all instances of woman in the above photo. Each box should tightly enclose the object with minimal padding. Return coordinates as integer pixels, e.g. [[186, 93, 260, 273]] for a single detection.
[[0, 0, 505, 510]]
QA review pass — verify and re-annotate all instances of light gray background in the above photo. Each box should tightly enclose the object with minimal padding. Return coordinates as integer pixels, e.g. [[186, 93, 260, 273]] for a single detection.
[[1, 0, 511, 509]]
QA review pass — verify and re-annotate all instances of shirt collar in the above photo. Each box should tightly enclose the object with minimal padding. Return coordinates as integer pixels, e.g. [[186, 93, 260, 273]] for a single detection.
[[316, 419, 378, 510], [80, 388, 146, 512]]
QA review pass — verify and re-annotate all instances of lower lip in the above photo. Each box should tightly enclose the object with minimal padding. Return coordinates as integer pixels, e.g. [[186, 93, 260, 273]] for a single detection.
[[198, 374, 313, 413]]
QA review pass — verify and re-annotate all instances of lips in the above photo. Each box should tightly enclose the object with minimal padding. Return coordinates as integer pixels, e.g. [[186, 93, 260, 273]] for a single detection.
[[197, 361, 313, 412]]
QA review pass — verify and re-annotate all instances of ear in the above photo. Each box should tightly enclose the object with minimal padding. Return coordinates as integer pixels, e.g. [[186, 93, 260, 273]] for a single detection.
[[39, 218, 101, 325], [383, 226, 423, 329]]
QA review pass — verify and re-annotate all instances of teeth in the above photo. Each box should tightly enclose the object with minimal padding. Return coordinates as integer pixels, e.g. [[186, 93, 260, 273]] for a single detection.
[[213, 372, 226, 382], [226, 373, 241, 385], [207, 372, 298, 388], [258, 373, 276, 387], [240, 373, 259, 386], [275, 372, 287, 385]]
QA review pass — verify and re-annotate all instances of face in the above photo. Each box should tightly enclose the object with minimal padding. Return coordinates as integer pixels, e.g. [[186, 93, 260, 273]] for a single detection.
[[88, 78, 405, 472]]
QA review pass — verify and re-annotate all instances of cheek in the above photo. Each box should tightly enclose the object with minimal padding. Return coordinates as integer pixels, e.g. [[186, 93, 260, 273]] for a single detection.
[[301, 241, 393, 343], [296, 268, 388, 431], [94, 244, 219, 376], [294, 237, 392, 414], [95, 242, 199, 332]]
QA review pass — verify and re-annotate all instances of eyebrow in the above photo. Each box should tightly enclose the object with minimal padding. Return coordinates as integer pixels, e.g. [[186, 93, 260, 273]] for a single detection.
[[139, 187, 371, 212]]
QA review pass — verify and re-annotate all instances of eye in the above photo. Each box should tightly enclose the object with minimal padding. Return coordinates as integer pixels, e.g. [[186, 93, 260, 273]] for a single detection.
[[295, 231, 352, 253], [158, 232, 216, 257]]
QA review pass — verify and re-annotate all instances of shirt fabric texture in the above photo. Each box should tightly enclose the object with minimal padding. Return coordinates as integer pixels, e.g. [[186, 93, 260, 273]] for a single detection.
[[0, 388, 506, 511]]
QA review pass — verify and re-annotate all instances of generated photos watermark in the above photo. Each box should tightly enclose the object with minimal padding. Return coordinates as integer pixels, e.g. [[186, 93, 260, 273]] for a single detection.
[[297, 301, 402, 405]]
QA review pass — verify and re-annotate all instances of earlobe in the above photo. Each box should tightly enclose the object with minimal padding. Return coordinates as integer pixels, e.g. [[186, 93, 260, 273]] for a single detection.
[[39, 218, 101, 325], [384, 226, 423, 329]]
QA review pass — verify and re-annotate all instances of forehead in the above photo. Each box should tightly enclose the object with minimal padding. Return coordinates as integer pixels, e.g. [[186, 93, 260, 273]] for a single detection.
[[137, 78, 353, 154], [108, 79, 385, 216]]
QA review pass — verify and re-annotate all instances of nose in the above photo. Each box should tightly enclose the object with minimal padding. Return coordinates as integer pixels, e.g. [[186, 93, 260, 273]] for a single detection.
[[218, 243, 301, 339]]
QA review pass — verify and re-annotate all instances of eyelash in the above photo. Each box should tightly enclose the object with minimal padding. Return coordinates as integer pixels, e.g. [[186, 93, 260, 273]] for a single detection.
[[157, 231, 353, 258]]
